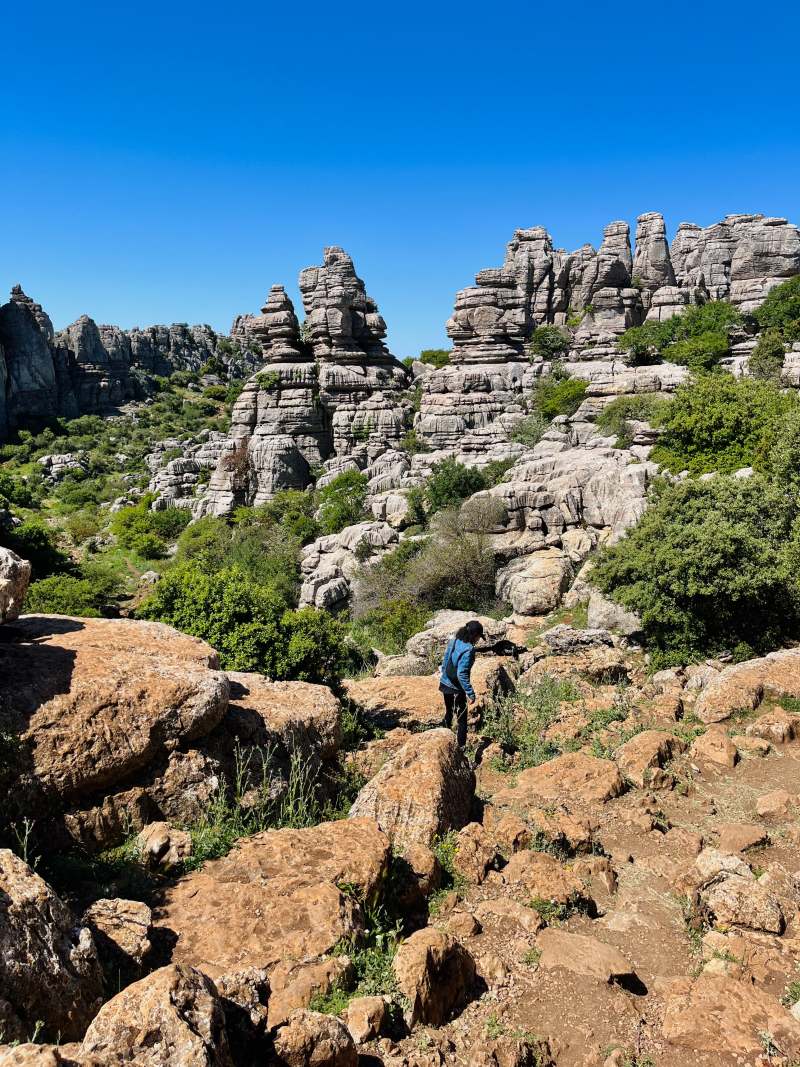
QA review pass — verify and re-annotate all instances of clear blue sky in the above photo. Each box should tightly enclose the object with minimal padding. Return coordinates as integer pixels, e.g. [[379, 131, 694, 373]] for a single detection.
[[3, 1, 799, 359]]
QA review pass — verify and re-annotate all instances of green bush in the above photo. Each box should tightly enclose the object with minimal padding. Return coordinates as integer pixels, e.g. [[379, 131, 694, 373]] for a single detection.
[[532, 373, 588, 420], [482, 457, 517, 486], [139, 564, 350, 686], [400, 429, 427, 455], [111, 498, 192, 557], [315, 470, 369, 535], [419, 349, 452, 369], [754, 276, 800, 338], [529, 325, 570, 361], [25, 575, 99, 616], [350, 597, 430, 655], [596, 394, 669, 447], [0, 518, 72, 579], [0, 470, 41, 508], [748, 328, 786, 381], [591, 476, 800, 665], [650, 373, 795, 474], [510, 411, 548, 447], [203, 385, 228, 401], [619, 301, 742, 364], [424, 458, 487, 515]]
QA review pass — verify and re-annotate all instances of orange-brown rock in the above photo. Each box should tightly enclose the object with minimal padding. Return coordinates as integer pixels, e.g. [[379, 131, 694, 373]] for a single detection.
[[81, 897, 152, 974], [746, 707, 798, 743], [0, 849, 104, 1042], [349, 728, 474, 849], [690, 727, 738, 768], [716, 822, 768, 853], [661, 974, 800, 1055], [268, 956, 353, 1028], [343, 658, 514, 731], [492, 752, 625, 813], [136, 820, 192, 869], [273, 1009, 357, 1067], [345, 995, 386, 1044], [536, 928, 637, 983], [80, 963, 233, 1065], [756, 789, 798, 818], [614, 729, 685, 788], [501, 851, 595, 912], [156, 818, 390, 977], [392, 927, 476, 1026], [453, 822, 498, 884], [695, 648, 800, 723], [0, 616, 228, 807]]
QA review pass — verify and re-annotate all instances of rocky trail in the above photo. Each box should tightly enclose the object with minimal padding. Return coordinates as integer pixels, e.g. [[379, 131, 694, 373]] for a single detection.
[[3, 601, 800, 1066]]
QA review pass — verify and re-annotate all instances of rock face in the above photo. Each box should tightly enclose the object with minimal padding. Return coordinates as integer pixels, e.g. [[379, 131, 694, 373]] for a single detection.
[[0, 545, 30, 623], [0, 616, 228, 829], [349, 728, 475, 848], [0, 849, 104, 1042], [80, 963, 234, 1066], [197, 247, 410, 516], [0, 285, 259, 438], [156, 818, 391, 977]]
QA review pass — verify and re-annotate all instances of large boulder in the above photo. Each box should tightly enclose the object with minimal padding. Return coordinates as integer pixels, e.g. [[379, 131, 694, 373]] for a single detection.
[[695, 647, 800, 723], [0, 849, 104, 1042], [392, 927, 476, 1026], [349, 728, 474, 849], [495, 548, 573, 616], [0, 617, 228, 817], [155, 818, 390, 977], [0, 546, 30, 623], [80, 963, 233, 1065], [536, 929, 637, 984], [273, 1010, 357, 1067], [492, 751, 625, 813]]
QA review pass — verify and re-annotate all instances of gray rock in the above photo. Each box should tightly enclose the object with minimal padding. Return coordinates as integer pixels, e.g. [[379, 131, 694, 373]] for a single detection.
[[0, 546, 31, 623], [587, 589, 642, 636]]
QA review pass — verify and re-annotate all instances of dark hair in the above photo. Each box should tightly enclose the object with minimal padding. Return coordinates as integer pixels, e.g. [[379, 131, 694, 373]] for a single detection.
[[455, 620, 484, 643]]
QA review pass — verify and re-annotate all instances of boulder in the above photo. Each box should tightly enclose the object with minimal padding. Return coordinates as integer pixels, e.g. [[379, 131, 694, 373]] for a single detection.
[[80, 963, 233, 1065], [701, 873, 785, 933], [136, 821, 192, 870], [81, 898, 152, 973], [536, 928, 637, 983], [716, 823, 768, 853], [156, 818, 390, 977], [268, 957, 353, 1029], [468, 1036, 554, 1067], [586, 590, 642, 636], [615, 730, 685, 788], [662, 974, 800, 1056], [0, 546, 30, 623], [757, 789, 798, 818], [690, 727, 738, 768], [404, 611, 518, 661], [0, 617, 228, 814], [492, 751, 625, 811], [695, 647, 800, 723], [501, 851, 594, 912], [392, 928, 476, 1026], [0, 849, 104, 1042], [273, 1010, 357, 1067], [349, 729, 474, 849], [495, 548, 573, 616], [452, 822, 498, 885], [345, 995, 385, 1044]]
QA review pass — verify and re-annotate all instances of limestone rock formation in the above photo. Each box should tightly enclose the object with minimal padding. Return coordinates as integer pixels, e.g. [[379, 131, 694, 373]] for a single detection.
[[0, 545, 30, 623], [0, 849, 104, 1042]]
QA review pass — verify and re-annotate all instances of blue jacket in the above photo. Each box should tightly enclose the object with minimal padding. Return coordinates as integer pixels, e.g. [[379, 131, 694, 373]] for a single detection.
[[439, 637, 476, 700]]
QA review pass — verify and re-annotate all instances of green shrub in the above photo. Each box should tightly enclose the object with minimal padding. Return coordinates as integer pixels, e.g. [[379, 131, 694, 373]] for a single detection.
[[419, 349, 451, 369], [661, 330, 730, 371], [0, 470, 40, 508], [650, 373, 795, 474], [111, 498, 192, 556], [0, 518, 73, 579], [482, 675, 581, 769], [748, 328, 786, 381], [315, 470, 369, 535], [400, 428, 427, 455], [529, 325, 570, 360], [25, 575, 101, 616], [591, 476, 800, 665], [482, 457, 517, 486], [754, 276, 800, 338], [532, 373, 588, 420], [64, 509, 104, 545], [596, 394, 669, 447], [203, 385, 228, 401], [510, 411, 548, 447], [350, 597, 430, 655], [139, 564, 350, 686], [424, 458, 487, 514]]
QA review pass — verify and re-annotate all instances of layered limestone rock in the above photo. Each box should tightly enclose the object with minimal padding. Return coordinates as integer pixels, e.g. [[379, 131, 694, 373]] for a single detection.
[[197, 249, 410, 515]]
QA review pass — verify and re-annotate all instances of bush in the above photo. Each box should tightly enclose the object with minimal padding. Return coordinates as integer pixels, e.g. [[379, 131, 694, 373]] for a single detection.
[[619, 301, 742, 364], [754, 276, 800, 338], [419, 349, 451, 369], [748, 328, 786, 381], [400, 429, 427, 455], [650, 373, 795, 474], [0, 470, 40, 509], [111, 498, 192, 557], [139, 564, 350, 686], [25, 575, 99, 616], [64, 509, 104, 546], [315, 470, 369, 535], [532, 373, 588, 420], [529, 325, 570, 361], [350, 597, 430, 656], [596, 394, 669, 447], [0, 518, 73, 579], [510, 411, 548, 447], [203, 385, 228, 401], [591, 476, 800, 665], [424, 458, 487, 515]]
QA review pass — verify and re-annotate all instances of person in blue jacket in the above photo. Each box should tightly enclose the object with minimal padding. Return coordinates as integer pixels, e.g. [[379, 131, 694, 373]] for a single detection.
[[439, 619, 484, 747]]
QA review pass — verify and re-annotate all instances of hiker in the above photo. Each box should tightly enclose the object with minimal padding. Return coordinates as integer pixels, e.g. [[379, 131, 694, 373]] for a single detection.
[[439, 619, 484, 747]]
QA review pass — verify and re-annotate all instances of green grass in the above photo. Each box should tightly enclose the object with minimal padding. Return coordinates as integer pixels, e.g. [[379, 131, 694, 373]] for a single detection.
[[528, 892, 588, 925], [428, 831, 468, 915], [482, 674, 582, 769]]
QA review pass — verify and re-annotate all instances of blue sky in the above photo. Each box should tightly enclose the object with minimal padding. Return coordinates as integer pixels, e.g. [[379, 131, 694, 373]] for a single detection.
[[3, 1, 799, 358]]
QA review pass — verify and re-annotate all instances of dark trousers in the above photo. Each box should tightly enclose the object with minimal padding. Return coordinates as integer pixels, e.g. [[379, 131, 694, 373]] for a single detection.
[[441, 685, 468, 748]]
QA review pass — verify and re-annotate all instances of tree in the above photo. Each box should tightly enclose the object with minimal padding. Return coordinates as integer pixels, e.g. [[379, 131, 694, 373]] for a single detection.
[[591, 476, 800, 665], [748, 328, 786, 381], [139, 564, 350, 686], [529, 325, 570, 361], [424, 458, 487, 514], [650, 373, 796, 475], [754, 276, 800, 339]]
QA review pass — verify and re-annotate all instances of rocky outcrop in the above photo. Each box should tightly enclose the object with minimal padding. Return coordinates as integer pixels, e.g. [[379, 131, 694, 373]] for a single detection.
[[197, 248, 410, 516], [155, 818, 390, 977], [0, 849, 104, 1042], [0, 546, 30, 623]]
